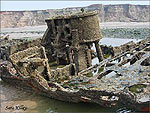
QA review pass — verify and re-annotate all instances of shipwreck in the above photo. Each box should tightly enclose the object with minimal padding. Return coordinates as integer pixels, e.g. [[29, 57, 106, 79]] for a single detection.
[[0, 10, 150, 112]]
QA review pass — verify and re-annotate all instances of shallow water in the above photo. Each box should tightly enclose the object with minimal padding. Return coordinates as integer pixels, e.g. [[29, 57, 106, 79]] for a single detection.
[[1, 80, 135, 113], [100, 37, 141, 47], [0, 38, 141, 113]]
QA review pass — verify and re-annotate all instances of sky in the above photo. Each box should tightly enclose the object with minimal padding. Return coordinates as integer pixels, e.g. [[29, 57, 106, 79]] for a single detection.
[[1, 1, 150, 11]]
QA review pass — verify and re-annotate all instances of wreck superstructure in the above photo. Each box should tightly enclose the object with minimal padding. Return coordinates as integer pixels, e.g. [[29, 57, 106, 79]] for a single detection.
[[0, 10, 150, 112], [0, 38, 41, 61], [42, 11, 104, 72]]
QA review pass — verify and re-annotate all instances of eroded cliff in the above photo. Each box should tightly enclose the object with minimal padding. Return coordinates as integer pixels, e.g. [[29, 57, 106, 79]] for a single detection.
[[1, 4, 150, 28]]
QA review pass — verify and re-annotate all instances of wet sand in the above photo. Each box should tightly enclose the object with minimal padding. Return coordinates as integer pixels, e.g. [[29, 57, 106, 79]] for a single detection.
[[1, 80, 123, 113], [1, 22, 149, 32], [1, 22, 149, 39]]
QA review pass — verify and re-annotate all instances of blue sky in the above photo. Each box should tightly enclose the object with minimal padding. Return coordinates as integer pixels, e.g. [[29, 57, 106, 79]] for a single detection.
[[1, 1, 150, 11]]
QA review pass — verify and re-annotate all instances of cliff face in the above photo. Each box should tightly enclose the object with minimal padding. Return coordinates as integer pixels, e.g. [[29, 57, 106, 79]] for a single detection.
[[1, 10, 50, 28], [103, 4, 149, 22], [1, 4, 150, 28]]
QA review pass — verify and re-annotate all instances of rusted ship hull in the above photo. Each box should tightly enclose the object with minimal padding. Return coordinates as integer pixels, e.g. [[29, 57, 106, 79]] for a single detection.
[[1, 69, 149, 112], [1, 65, 121, 105], [1, 36, 150, 112]]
